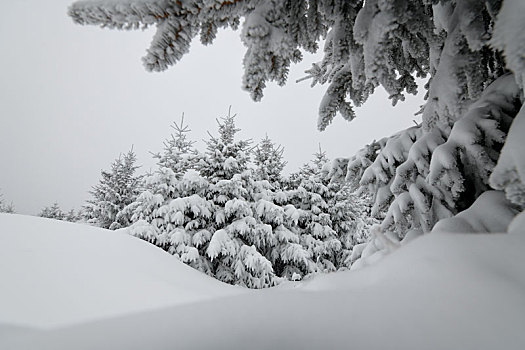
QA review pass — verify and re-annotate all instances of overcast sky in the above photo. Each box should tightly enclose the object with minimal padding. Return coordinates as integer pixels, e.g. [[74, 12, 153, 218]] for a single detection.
[[0, 0, 424, 215]]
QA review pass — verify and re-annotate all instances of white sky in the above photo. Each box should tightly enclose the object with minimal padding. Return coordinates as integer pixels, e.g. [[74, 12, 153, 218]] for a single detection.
[[0, 0, 425, 215]]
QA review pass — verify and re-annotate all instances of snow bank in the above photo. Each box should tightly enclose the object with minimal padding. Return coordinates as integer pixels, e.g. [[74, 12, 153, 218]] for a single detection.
[[0, 214, 239, 330], [2, 214, 525, 350]]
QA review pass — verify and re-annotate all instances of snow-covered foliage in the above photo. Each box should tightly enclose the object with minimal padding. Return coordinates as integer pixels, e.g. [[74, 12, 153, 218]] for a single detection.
[[68, 0, 516, 131], [285, 147, 377, 272], [121, 111, 371, 288], [84, 148, 144, 229], [364, 74, 522, 237], [197, 108, 251, 183], [127, 169, 214, 273], [346, 74, 522, 265], [491, 0, 525, 92], [69, 0, 525, 280], [152, 114, 198, 178], [0, 192, 15, 214], [39, 203, 80, 223], [39, 202, 66, 221], [490, 104, 525, 208], [253, 135, 286, 187]]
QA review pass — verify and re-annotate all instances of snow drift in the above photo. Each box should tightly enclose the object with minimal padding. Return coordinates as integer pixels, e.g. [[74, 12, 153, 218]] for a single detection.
[[1, 213, 525, 349], [0, 214, 239, 330]]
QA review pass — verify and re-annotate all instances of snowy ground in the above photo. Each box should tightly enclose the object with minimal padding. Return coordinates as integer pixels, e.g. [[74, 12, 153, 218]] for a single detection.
[[1, 213, 524, 349]]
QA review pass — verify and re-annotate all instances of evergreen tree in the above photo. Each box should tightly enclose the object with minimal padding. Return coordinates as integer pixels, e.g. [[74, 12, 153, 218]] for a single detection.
[[206, 173, 279, 288], [253, 135, 287, 187], [39, 202, 65, 220], [251, 190, 311, 280], [0, 192, 15, 214], [199, 112, 280, 287], [286, 144, 329, 188], [122, 115, 200, 241], [64, 209, 80, 223], [128, 169, 215, 274], [197, 107, 251, 183], [84, 148, 144, 229], [284, 147, 343, 272], [153, 113, 198, 178]]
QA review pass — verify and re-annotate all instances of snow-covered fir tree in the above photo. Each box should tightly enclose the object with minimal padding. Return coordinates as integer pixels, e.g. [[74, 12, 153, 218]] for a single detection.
[[286, 144, 328, 189], [129, 169, 216, 274], [251, 189, 311, 280], [153, 114, 198, 178], [0, 192, 15, 214], [200, 111, 280, 287], [84, 148, 144, 229], [39, 202, 65, 220], [253, 135, 286, 187], [64, 209, 80, 223], [39, 204, 79, 222], [207, 173, 279, 288], [123, 115, 202, 246], [197, 108, 251, 183], [285, 147, 342, 272]]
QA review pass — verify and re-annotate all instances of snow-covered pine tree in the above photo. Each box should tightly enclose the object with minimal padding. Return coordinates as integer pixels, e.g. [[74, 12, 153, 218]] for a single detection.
[[129, 170, 215, 274], [329, 183, 378, 267], [64, 209, 79, 222], [196, 111, 279, 288], [39, 202, 66, 220], [253, 135, 287, 188], [40, 205, 79, 223], [284, 147, 343, 272], [286, 144, 328, 188], [207, 174, 279, 288], [0, 192, 15, 213], [84, 148, 144, 229], [123, 115, 199, 239], [197, 107, 251, 184], [251, 190, 311, 280], [122, 117, 216, 273], [153, 114, 198, 178]]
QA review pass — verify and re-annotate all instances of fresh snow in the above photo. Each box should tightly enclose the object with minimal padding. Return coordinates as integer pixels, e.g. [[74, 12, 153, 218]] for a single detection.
[[432, 190, 519, 233], [1, 213, 525, 349], [0, 214, 239, 330]]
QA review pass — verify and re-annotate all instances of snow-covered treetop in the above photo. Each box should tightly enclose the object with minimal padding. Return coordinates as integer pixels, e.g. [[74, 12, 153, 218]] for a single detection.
[[217, 107, 241, 145], [253, 134, 286, 185], [153, 113, 197, 175], [199, 108, 251, 182], [84, 147, 144, 229], [68, 0, 525, 131], [0, 192, 15, 214]]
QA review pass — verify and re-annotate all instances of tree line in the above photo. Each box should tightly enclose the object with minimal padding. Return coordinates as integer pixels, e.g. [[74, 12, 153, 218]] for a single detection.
[[32, 109, 375, 288]]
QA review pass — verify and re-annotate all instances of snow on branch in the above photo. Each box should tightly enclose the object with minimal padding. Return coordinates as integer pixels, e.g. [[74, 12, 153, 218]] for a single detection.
[[69, 0, 178, 29], [429, 74, 521, 205], [490, 104, 525, 208]]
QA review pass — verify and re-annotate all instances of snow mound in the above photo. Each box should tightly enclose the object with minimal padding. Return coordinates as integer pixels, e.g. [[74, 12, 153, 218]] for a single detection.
[[1, 213, 525, 349], [0, 214, 239, 330]]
